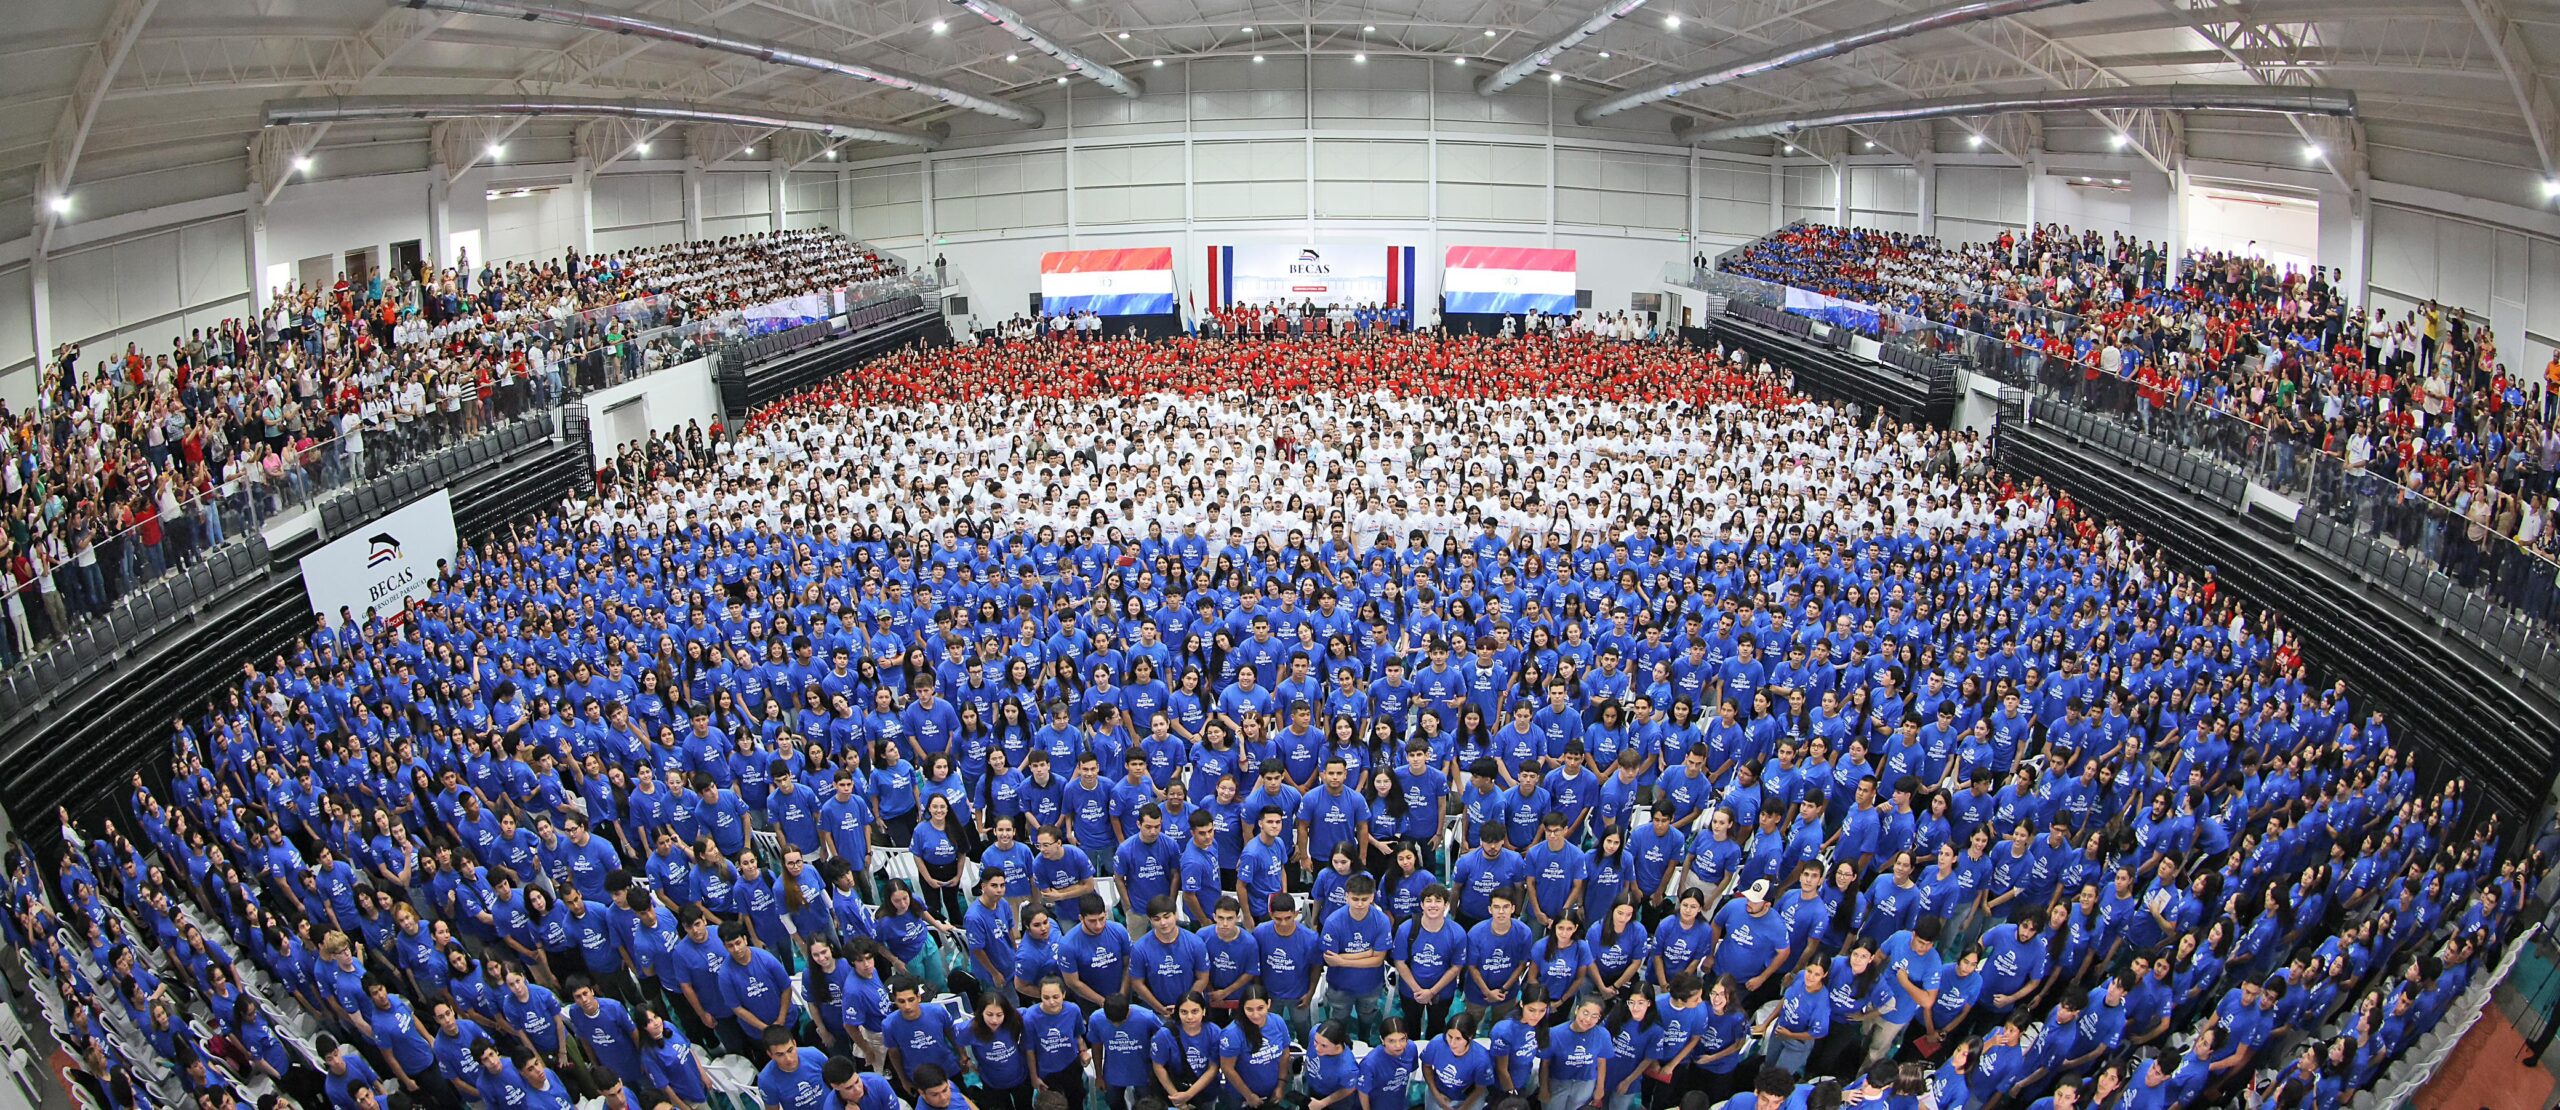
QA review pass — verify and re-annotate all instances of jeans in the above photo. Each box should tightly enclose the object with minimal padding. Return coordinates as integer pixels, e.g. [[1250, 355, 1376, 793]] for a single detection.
[[1321, 986, 1387, 1042], [1764, 1034, 1813, 1077], [1545, 1077, 1597, 1110]]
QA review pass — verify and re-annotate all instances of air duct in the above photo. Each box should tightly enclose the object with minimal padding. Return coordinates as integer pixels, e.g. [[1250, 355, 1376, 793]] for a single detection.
[[1672, 84, 2356, 144], [1577, 0, 2084, 124], [403, 0, 1042, 126], [1475, 0, 1650, 96], [263, 94, 944, 148], [946, 0, 1144, 98]]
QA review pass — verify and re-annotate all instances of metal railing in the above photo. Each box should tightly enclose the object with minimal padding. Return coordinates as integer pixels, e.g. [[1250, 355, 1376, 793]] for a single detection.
[[1669, 258, 2560, 642]]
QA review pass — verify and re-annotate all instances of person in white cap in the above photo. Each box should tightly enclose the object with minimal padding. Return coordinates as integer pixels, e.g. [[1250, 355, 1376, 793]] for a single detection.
[[1709, 878, 1793, 1008]]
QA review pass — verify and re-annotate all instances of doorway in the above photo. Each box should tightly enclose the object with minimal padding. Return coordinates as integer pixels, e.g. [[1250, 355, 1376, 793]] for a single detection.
[[393, 239, 424, 283]]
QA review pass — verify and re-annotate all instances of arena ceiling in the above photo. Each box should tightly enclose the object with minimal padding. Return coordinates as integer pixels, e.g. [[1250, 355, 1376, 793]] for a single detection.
[[4, 0, 2559, 240]]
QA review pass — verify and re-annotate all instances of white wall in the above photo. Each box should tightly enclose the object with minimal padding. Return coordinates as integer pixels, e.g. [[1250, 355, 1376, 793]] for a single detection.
[[47, 215, 252, 379], [1936, 166, 2030, 243], [583, 356, 721, 461], [482, 187, 583, 266], [2187, 187, 2318, 275], [263, 171, 435, 295], [2368, 201, 2560, 383]]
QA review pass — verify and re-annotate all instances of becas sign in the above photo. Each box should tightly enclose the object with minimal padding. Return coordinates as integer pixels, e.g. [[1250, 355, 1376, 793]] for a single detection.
[[1206, 245, 1415, 308], [301, 489, 459, 626]]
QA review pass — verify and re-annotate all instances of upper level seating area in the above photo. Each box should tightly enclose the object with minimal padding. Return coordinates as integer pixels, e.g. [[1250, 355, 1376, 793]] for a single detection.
[[0, 229, 909, 669], [1718, 223, 2559, 633]]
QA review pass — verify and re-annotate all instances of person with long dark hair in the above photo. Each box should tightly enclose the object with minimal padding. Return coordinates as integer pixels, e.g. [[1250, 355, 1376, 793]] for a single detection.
[[957, 992, 1035, 1110], [1220, 987, 1296, 1109], [1418, 1011, 1490, 1110], [1151, 992, 1225, 1109]]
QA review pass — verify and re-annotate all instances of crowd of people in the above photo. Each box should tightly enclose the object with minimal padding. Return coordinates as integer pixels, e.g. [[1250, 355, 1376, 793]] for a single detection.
[[3, 328, 2533, 1110], [1719, 223, 2560, 626], [0, 229, 909, 668]]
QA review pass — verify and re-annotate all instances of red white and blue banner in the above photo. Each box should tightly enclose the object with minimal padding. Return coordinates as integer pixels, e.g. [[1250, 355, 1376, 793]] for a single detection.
[[1204, 244, 1415, 308], [1039, 247, 1178, 315], [1441, 245, 1577, 315]]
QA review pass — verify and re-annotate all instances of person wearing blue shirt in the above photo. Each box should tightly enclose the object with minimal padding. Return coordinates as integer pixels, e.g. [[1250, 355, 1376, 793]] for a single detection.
[[1758, 961, 1829, 1079], [1452, 826, 1529, 924], [1543, 995, 1613, 1110], [1709, 882, 1790, 998], [1116, 807, 1184, 919], [1022, 979, 1090, 1109], [754, 1027, 833, 1110], [881, 980, 964, 1089], [476, 1044, 573, 1110], [1524, 815, 1588, 925], [1359, 1022, 1422, 1110], [1419, 1012, 1493, 1110], [1151, 995, 1227, 1108], [819, 1058, 902, 1110], [1464, 887, 1536, 1010], [718, 921, 797, 1042], [1251, 893, 1326, 1040], [963, 872, 1022, 992], [563, 980, 649, 1093], [1867, 919, 1945, 1067], [954, 994, 1036, 1110], [1393, 884, 1468, 1039], [1131, 896, 1211, 1014], [1298, 758, 1372, 871], [1087, 994, 1167, 1110], [1059, 893, 1135, 1007], [1220, 990, 1297, 1106], [1318, 875, 1394, 1040]]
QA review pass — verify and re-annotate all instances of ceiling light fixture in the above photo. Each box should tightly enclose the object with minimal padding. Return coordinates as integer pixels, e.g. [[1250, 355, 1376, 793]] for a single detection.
[[49, 195, 71, 214], [1253, 54, 1265, 62], [1454, 57, 1466, 66], [742, 146, 755, 155], [825, 149, 838, 159], [1968, 133, 1983, 148], [1117, 31, 1129, 39], [487, 143, 505, 159], [1363, 25, 1375, 32], [1353, 52, 1366, 62], [1597, 51, 1611, 58], [1551, 73, 1562, 83], [634, 140, 650, 154], [2109, 131, 2127, 149], [1152, 58, 1164, 66], [1484, 29, 1495, 37], [1056, 76, 1069, 84], [2302, 141, 2322, 160], [294, 156, 314, 173], [1665, 14, 1682, 28], [1781, 143, 1795, 154], [930, 19, 947, 33], [1006, 52, 1018, 62], [2545, 178, 2560, 198], [514, 188, 532, 197], [1240, 25, 1252, 33]]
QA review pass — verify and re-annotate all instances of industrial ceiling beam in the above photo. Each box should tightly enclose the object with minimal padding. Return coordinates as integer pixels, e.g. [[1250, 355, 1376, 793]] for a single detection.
[[1475, 0, 1649, 96], [34, 0, 162, 247], [945, 0, 1143, 98], [401, 0, 1044, 126], [2456, 0, 2560, 188], [1578, 0, 2083, 124], [263, 93, 945, 149], [1674, 84, 2355, 143]]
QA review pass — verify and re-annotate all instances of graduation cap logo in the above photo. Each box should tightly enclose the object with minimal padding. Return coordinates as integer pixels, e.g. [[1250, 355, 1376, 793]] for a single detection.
[[367, 532, 403, 568]]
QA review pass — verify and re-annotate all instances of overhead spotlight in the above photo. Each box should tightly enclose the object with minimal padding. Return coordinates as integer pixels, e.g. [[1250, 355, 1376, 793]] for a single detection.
[[2545, 178, 2560, 198], [1453, 57, 1466, 66], [1152, 58, 1164, 66], [634, 140, 650, 154], [2112, 178, 2124, 185], [1353, 52, 1366, 62], [2109, 132, 2127, 149], [1006, 53, 1018, 62], [294, 156, 314, 174], [2303, 142, 2323, 161], [1782, 143, 1796, 154], [50, 195, 71, 214], [1240, 25, 1252, 33], [825, 149, 838, 160], [1597, 51, 1611, 58], [1863, 140, 1876, 149], [742, 146, 755, 156], [1117, 31, 1129, 40], [1484, 29, 1496, 37], [487, 143, 505, 159], [1056, 76, 1069, 84], [1550, 73, 1562, 83], [1665, 14, 1682, 28], [1968, 134, 1984, 148], [1363, 24, 1375, 32], [1253, 54, 1265, 62], [931, 19, 947, 33]]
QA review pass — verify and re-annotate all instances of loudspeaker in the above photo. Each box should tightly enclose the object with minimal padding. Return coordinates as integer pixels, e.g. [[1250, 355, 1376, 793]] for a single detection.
[[1575, 288, 1594, 309], [946, 295, 968, 316], [1029, 292, 1043, 314]]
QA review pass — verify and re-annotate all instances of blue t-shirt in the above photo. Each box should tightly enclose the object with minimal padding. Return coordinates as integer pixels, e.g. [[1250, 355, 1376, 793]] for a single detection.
[[1320, 905, 1395, 995]]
